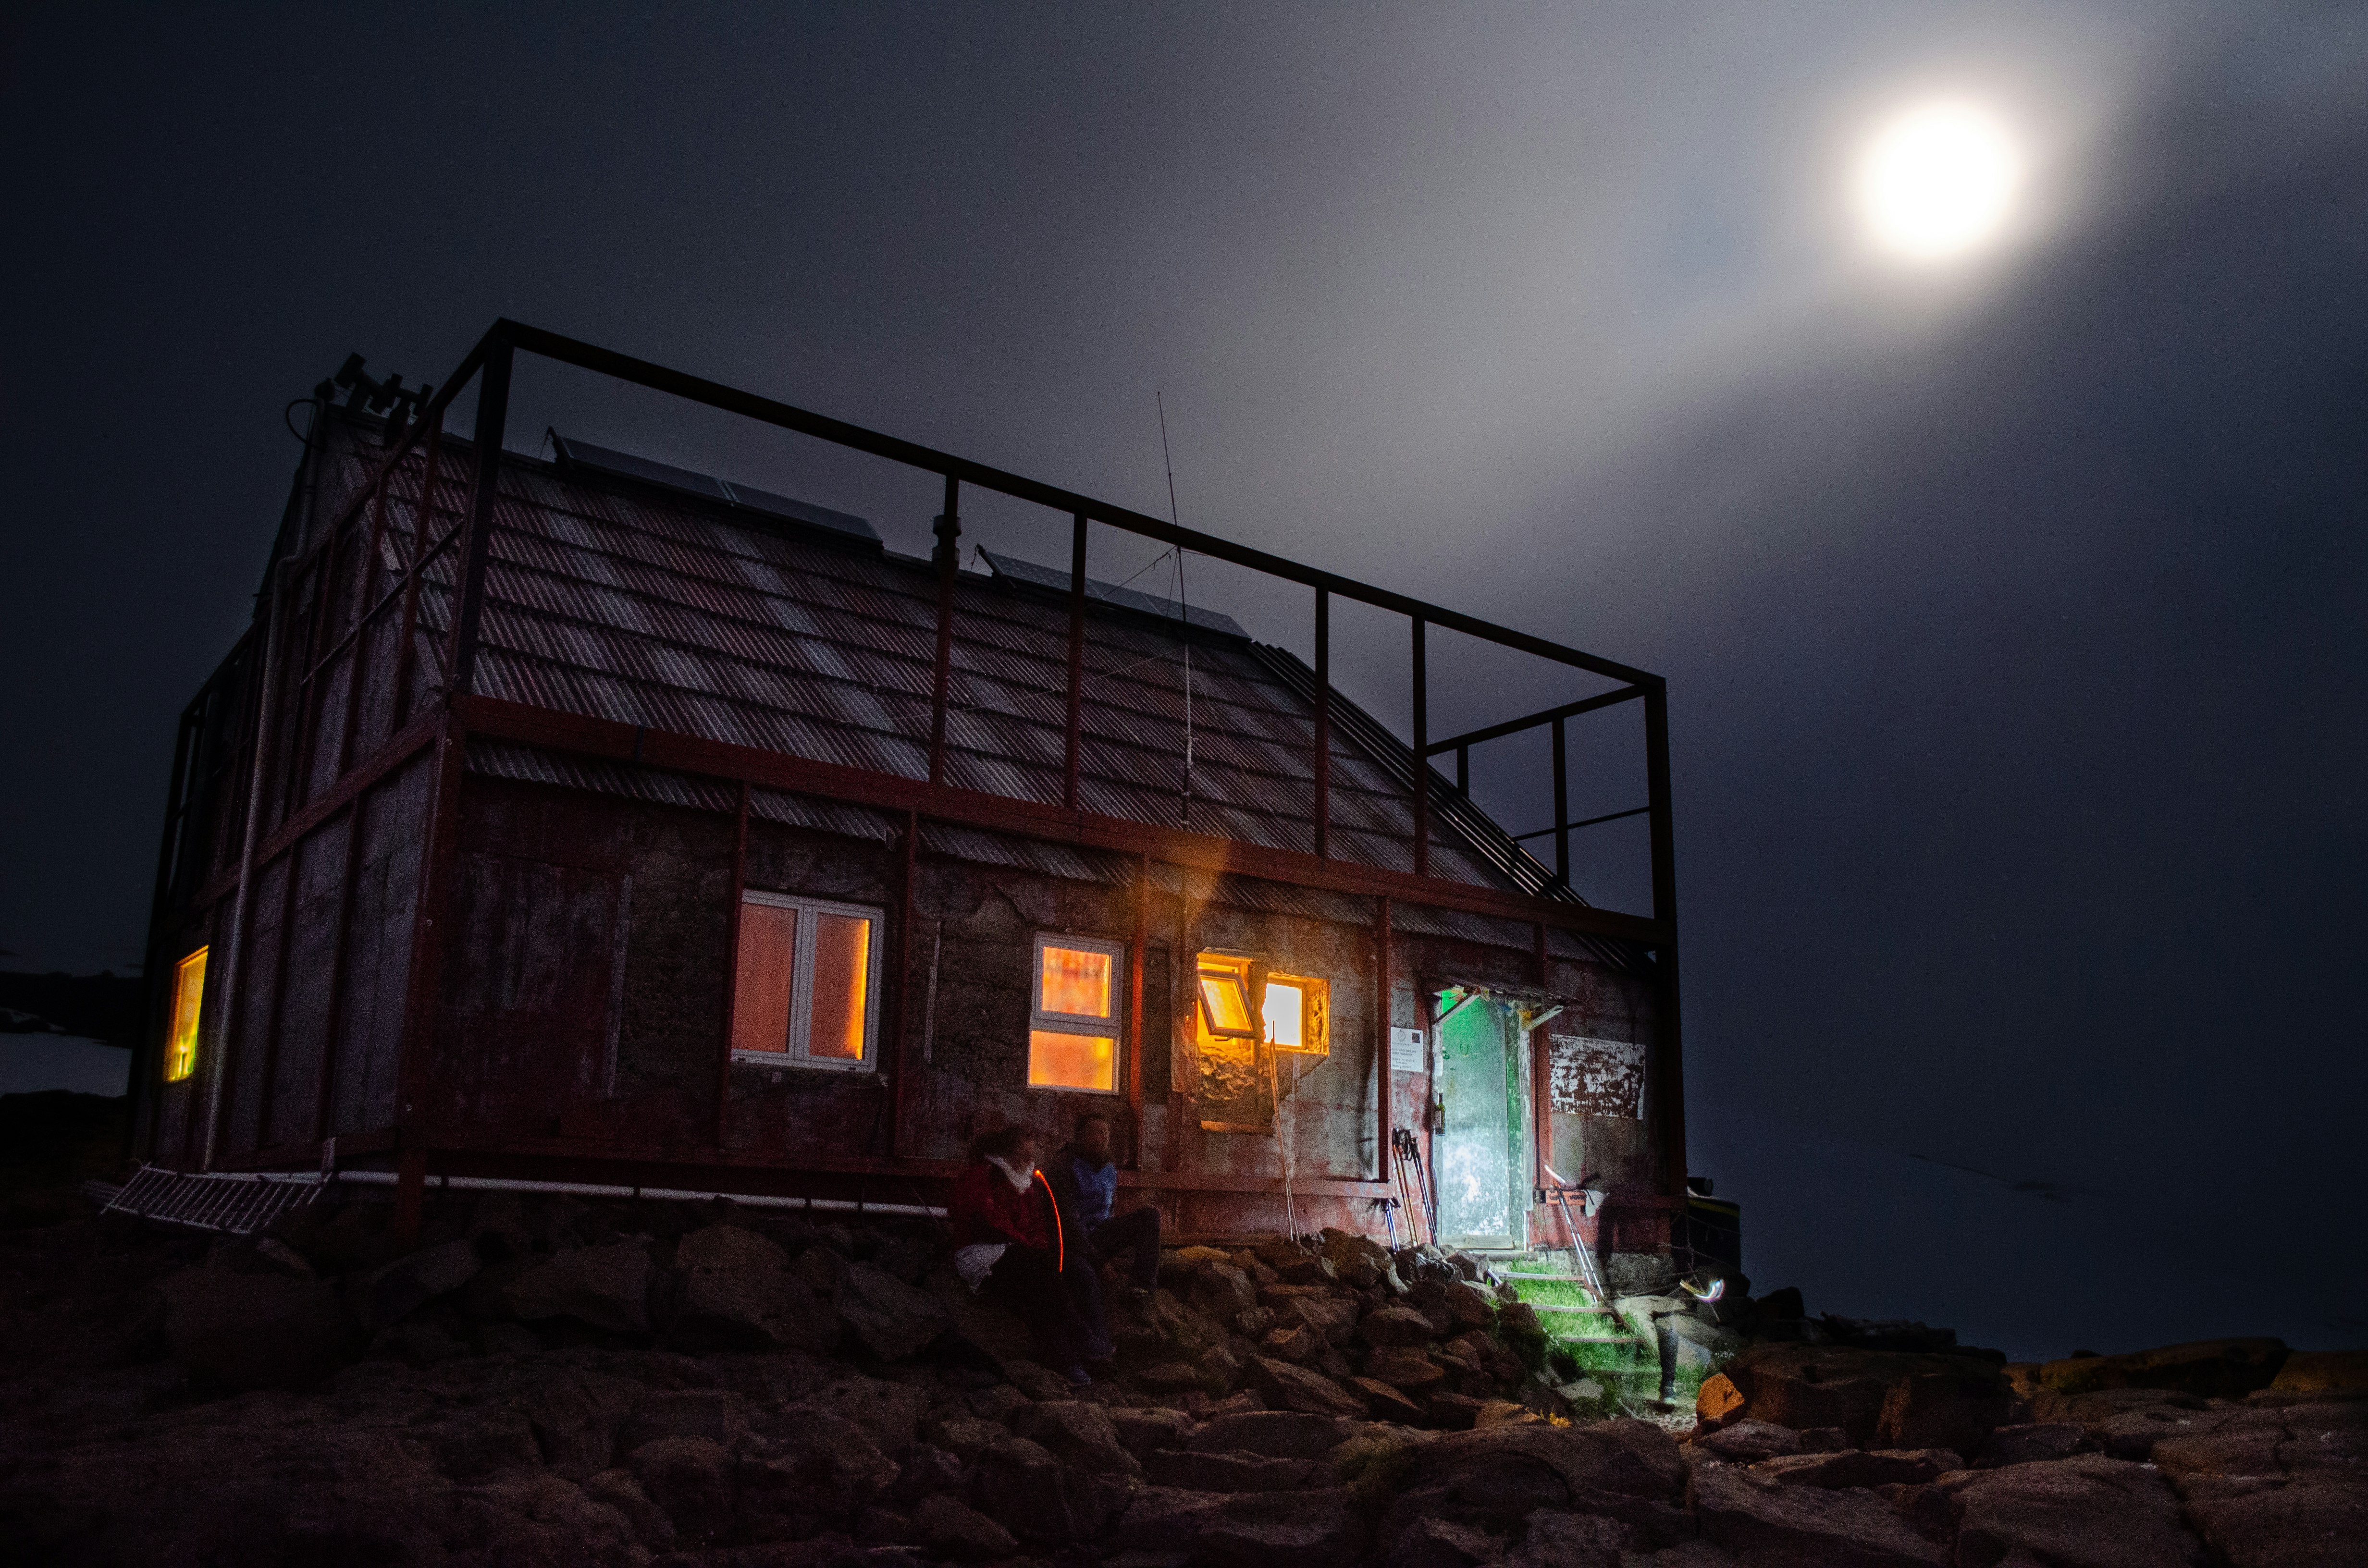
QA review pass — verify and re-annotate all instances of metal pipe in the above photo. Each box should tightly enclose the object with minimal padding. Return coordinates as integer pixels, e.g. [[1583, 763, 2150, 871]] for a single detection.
[[331, 1168, 945, 1217], [1424, 684, 1648, 756], [1063, 511, 1086, 810], [1410, 618, 1428, 879], [445, 334, 515, 699], [716, 781, 750, 1146], [1552, 714, 1570, 888], [927, 476, 960, 784], [1313, 588, 1330, 860]]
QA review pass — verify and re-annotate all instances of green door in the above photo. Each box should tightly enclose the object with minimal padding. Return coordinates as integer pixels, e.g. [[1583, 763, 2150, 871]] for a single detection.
[[1433, 995, 1529, 1248]]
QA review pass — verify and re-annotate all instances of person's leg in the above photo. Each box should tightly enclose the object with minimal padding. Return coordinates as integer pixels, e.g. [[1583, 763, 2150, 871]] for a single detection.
[[987, 1248, 1089, 1373], [1062, 1249, 1112, 1359], [1087, 1205, 1162, 1291]]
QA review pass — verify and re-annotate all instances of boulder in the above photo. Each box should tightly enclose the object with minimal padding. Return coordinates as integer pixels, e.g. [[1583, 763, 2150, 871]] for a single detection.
[[1249, 1355, 1369, 1419], [1011, 1399, 1143, 1476], [1688, 1463, 1949, 1566], [2031, 1386, 2223, 1461], [1936, 1452, 2209, 1568], [1374, 1418, 1689, 1555], [1689, 1419, 1800, 1465], [349, 1239, 480, 1331], [666, 1224, 839, 1352], [1427, 1392, 1491, 1430], [1234, 1306, 1277, 1338], [1720, 1343, 2020, 1449], [162, 1267, 359, 1390], [626, 1434, 737, 1544], [910, 1492, 1018, 1560], [889, 1445, 966, 1506], [967, 1433, 1100, 1546], [583, 1467, 676, 1550], [503, 1242, 654, 1333], [1291, 1294, 1361, 1347], [1119, 1483, 1369, 1568], [1473, 1400, 1542, 1429], [2152, 1397, 2368, 1568], [1975, 1421, 2095, 1468], [1388, 1515, 1505, 1568], [1438, 1280, 1495, 1331], [1751, 1448, 1959, 1489], [837, 1262, 949, 1360], [1320, 1228, 1394, 1290], [787, 1374, 933, 1456], [1187, 1409, 1350, 1459], [1694, 1371, 1746, 1430], [1502, 1508, 1631, 1568], [1193, 1263, 1260, 1320], [2269, 1349, 2368, 1394], [924, 1414, 1008, 1459], [1262, 1323, 1323, 1362], [1144, 1448, 1321, 1491], [1135, 1360, 1209, 1394], [1107, 1405, 1195, 1457], [1361, 1305, 1443, 1348], [1198, 1342, 1246, 1393], [1353, 1376, 1429, 1422], [2036, 1338, 2289, 1400], [1874, 1363, 2022, 1457], [1366, 1346, 1450, 1391], [622, 1388, 750, 1451]]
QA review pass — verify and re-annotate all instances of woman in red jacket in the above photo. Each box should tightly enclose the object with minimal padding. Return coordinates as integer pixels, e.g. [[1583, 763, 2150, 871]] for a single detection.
[[947, 1126, 1109, 1384]]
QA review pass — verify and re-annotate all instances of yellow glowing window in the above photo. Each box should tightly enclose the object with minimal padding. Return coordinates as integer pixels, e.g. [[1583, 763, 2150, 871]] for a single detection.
[[165, 947, 207, 1082], [1196, 954, 1259, 1040], [1264, 974, 1331, 1057], [1029, 933, 1123, 1092], [731, 894, 879, 1070]]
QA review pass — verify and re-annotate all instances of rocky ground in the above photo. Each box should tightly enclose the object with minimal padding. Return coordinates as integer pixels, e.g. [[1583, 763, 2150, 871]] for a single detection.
[[0, 1181, 2360, 1567]]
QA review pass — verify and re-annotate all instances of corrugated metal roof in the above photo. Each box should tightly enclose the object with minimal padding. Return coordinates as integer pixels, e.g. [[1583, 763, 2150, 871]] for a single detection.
[[328, 423, 1579, 918]]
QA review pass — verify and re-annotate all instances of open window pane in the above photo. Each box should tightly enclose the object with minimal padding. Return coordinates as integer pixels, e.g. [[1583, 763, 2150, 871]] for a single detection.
[[732, 903, 798, 1054], [1196, 956, 1257, 1038], [1266, 974, 1330, 1056], [1029, 1029, 1116, 1091], [166, 947, 207, 1082], [1039, 943, 1113, 1020], [808, 913, 872, 1061]]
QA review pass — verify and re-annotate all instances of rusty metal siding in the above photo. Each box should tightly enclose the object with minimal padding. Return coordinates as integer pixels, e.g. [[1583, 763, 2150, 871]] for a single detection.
[[329, 751, 434, 1135]]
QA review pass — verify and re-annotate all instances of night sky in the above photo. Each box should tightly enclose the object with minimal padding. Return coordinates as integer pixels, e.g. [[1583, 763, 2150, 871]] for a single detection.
[[5, 5, 2363, 1362]]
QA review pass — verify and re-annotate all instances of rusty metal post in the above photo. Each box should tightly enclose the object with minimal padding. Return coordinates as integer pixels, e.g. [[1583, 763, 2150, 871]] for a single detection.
[[890, 808, 918, 1157], [1064, 512, 1086, 811], [389, 420, 444, 726], [1313, 588, 1330, 859], [1552, 714, 1570, 888], [332, 473, 395, 779], [715, 782, 751, 1147], [313, 795, 368, 1145], [1642, 683, 1686, 1200], [1128, 852, 1148, 1163], [1374, 894, 1392, 1183], [926, 476, 961, 785], [390, 712, 468, 1194], [445, 334, 515, 700], [1410, 618, 1428, 879]]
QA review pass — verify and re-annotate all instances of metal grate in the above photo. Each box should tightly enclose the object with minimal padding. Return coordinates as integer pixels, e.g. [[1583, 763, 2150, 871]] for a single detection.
[[102, 1164, 328, 1235]]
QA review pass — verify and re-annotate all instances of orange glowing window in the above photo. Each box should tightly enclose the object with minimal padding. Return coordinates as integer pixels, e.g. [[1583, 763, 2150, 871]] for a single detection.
[[165, 947, 207, 1082], [1029, 933, 1123, 1092], [1195, 953, 1259, 1040], [731, 894, 879, 1070]]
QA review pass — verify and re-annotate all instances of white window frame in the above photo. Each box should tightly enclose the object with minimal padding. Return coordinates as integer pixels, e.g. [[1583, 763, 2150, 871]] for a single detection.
[[732, 891, 885, 1073], [1028, 931, 1126, 1095]]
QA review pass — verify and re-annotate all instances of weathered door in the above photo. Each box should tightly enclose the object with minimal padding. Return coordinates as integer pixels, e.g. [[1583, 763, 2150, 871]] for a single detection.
[[1433, 996, 1529, 1248]]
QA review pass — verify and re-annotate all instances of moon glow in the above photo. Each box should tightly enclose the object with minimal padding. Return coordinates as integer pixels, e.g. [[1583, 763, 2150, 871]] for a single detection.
[[1855, 101, 2022, 261]]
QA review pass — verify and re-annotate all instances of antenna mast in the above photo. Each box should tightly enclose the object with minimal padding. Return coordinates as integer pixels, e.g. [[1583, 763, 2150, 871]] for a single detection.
[[1158, 392, 1192, 829]]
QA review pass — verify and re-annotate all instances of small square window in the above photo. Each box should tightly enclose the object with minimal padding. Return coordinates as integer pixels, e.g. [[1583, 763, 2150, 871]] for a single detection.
[[1030, 934, 1123, 1092], [732, 894, 882, 1070], [165, 947, 207, 1082], [1264, 973, 1331, 1057]]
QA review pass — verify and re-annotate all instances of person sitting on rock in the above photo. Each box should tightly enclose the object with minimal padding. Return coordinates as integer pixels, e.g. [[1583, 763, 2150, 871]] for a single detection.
[[1044, 1110, 1161, 1302], [947, 1125, 1110, 1384]]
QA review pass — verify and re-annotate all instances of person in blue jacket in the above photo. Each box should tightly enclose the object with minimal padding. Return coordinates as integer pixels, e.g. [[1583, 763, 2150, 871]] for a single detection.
[[1044, 1111, 1161, 1299]]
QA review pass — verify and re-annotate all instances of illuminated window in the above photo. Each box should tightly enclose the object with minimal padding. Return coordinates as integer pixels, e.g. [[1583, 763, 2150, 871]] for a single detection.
[[1264, 973, 1331, 1057], [1195, 953, 1259, 1040], [165, 947, 207, 1082], [732, 893, 881, 1070], [1029, 933, 1122, 1092]]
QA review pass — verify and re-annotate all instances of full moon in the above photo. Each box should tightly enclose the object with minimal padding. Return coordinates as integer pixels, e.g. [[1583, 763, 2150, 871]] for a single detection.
[[1854, 101, 2022, 260]]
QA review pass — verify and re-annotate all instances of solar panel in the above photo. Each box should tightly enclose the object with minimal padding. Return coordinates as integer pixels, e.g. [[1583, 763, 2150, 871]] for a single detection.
[[721, 481, 880, 541], [979, 549, 1249, 638], [551, 432, 879, 542]]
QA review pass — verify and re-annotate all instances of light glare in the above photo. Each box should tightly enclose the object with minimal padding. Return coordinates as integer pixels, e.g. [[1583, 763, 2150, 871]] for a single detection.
[[1855, 102, 2021, 260]]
